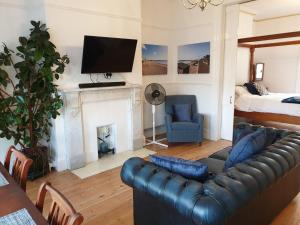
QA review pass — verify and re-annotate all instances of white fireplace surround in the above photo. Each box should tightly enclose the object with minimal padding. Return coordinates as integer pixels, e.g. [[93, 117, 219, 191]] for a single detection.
[[51, 84, 144, 171]]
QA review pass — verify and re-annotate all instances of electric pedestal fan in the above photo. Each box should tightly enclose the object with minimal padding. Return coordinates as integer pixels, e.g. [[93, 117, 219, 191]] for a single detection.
[[144, 83, 168, 148]]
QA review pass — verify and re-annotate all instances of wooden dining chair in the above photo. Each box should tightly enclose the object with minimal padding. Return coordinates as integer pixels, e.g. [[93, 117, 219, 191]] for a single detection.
[[35, 182, 84, 225], [4, 145, 33, 191]]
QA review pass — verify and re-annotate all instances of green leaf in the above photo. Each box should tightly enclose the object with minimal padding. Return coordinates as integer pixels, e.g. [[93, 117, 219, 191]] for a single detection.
[[3, 45, 9, 54], [5, 134, 11, 140], [0, 69, 9, 87], [34, 50, 43, 61], [0, 68, 9, 79], [19, 37, 27, 46], [40, 24, 46, 31], [31, 21, 37, 27], [56, 65, 64, 74], [16, 46, 25, 53], [16, 53, 25, 59]]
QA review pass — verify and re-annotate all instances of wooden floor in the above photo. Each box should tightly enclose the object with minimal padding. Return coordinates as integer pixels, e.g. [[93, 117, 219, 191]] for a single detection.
[[26, 140, 300, 225]]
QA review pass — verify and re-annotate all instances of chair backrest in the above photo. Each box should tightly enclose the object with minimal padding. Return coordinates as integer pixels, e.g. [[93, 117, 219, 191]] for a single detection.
[[165, 95, 197, 115], [35, 182, 84, 225], [4, 146, 33, 191]]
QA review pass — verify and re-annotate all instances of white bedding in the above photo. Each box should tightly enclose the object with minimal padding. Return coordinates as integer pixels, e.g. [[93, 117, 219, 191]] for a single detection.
[[235, 91, 300, 117]]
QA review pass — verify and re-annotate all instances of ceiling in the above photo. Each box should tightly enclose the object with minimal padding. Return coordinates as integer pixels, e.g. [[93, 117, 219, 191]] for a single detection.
[[241, 0, 300, 21]]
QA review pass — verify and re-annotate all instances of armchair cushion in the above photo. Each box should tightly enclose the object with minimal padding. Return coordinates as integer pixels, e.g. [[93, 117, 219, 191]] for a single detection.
[[150, 155, 209, 182], [173, 104, 192, 122], [171, 122, 200, 131]]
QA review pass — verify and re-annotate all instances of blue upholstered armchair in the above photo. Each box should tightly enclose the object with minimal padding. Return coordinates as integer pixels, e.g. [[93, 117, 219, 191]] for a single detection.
[[165, 95, 204, 144]]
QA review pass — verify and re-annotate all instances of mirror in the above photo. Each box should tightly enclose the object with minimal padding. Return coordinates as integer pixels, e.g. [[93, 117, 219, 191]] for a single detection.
[[255, 63, 264, 81]]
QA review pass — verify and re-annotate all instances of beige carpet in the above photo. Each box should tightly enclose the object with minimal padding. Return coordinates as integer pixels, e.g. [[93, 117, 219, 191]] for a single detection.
[[71, 148, 155, 179]]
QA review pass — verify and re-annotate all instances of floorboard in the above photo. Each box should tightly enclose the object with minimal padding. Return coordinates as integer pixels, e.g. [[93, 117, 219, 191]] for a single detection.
[[26, 139, 300, 225]]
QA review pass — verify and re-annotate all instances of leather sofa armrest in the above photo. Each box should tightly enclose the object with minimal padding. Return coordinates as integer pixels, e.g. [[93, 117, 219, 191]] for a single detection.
[[121, 157, 233, 225], [165, 113, 173, 131]]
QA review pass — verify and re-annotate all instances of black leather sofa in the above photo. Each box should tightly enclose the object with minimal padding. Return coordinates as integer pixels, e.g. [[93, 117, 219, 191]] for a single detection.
[[121, 124, 300, 225]]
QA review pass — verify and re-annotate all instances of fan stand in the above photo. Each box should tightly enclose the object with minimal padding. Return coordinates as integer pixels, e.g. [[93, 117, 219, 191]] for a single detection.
[[145, 105, 168, 148]]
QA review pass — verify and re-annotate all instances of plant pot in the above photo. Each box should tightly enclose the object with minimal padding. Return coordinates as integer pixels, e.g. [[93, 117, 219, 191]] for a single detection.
[[23, 146, 50, 180]]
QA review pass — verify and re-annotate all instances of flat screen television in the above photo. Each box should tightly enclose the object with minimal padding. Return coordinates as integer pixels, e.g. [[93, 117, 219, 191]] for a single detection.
[[81, 35, 137, 74]]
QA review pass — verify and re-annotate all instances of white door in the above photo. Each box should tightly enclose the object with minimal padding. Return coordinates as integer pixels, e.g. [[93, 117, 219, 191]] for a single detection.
[[221, 5, 240, 140]]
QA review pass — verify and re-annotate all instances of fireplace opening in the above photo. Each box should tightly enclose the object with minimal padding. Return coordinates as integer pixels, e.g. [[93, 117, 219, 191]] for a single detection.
[[97, 124, 116, 158]]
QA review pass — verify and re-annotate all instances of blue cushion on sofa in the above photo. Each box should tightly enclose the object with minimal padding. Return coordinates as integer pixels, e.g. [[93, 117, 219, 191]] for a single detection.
[[173, 104, 192, 122], [263, 127, 278, 147], [233, 127, 254, 146], [233, 123, 277, 148], [224, 129, 267, 170], [150, 155, 208, 182]]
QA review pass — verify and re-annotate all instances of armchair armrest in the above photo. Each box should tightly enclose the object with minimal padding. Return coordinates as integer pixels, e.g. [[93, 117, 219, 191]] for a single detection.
[[121, 157, 234, 225], [192, 113, 204, 125], [165, 113, 173, 131]]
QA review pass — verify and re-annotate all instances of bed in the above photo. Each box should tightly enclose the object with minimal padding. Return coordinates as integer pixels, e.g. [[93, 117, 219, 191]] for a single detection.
[[234, 86, 300, 125], [236, 31, 300, 125]]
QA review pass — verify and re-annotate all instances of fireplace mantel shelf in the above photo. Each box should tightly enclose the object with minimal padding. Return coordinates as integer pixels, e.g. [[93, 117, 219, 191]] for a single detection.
[[60, 83, 141, 93]]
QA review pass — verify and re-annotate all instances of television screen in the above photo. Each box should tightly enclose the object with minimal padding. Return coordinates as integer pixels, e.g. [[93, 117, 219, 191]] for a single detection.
[[81, 36, 137, 74]]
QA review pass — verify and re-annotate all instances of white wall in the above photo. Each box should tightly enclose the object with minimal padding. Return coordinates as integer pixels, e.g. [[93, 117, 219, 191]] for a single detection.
[[44, 0, 142, 89], [254, 46, 300, 93], [141, 0, 174, 131], [254, 15, 300, 35], [236, 11, 254, 85], [1, 0, 143, 90], [253, 15, 300, 93], [142, 0, 225, 140], [0, 0, 143, 164]]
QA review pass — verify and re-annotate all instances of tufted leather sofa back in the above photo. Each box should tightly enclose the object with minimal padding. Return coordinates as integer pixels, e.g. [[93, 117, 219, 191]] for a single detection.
[[121, 132, 300, 225]]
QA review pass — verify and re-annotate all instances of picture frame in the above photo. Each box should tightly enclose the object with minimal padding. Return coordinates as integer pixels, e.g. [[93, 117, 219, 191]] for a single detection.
[[142, 44, 168, 76], [177, 42, 210, 74], [255, 63, 264, 81]]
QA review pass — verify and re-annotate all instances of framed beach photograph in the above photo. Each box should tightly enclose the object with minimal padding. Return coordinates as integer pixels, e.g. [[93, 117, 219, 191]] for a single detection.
[[142, 44, 168, 76], [178, 42, 210, 74]]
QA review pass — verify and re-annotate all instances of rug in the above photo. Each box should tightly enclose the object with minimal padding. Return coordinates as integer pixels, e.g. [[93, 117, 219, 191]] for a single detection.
[[71, 148, 155, 179]]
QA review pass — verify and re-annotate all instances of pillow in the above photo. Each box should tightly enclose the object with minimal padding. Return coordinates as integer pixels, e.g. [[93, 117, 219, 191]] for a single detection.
[[224, 129, 267, 170], [254, 82, 269, 95], [236, 86, 250, 96], [262, 127, 278, 147], [150, 155, 208, 182], [173, 104, 192, 122], [244, 82, 260, 95], [232, 127, 254, 146]]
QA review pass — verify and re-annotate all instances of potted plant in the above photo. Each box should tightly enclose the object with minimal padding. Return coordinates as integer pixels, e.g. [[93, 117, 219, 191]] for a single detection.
[[0, 21, 69, 179]]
